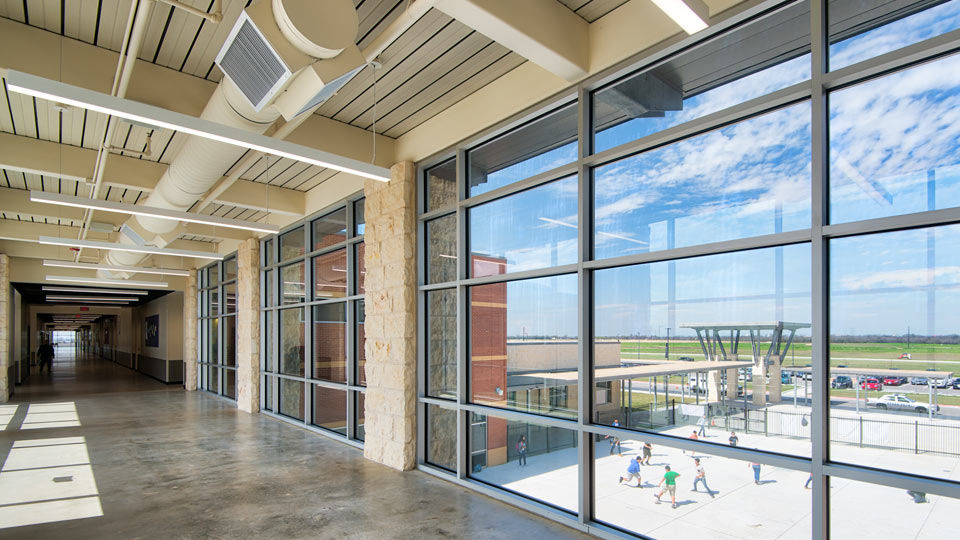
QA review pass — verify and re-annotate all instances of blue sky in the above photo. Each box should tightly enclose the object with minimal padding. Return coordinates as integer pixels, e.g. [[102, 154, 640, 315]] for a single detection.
[[464, 2, 960, 339]]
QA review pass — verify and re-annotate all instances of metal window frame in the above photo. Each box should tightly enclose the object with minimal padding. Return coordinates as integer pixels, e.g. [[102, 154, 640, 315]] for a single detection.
[[413, 0, 960, 537]]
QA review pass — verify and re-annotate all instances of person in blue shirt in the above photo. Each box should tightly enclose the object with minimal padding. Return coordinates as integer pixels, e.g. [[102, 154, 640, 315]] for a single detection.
[[618, 456, 643, 487]]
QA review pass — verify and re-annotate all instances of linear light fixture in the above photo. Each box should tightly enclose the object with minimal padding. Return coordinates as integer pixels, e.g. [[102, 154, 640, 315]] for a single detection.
[[46, 298, 131, 304], [45, 296, 140, 302], [38, 236, 222, 260], [0, 164, 89, 185], [6, 70, 392, 183], [31, 191, 281, 234], [43, 259, 190, 277], [651, 0, 709, 34], [43, 286, 149, 295], [45, 275, 169, 288]]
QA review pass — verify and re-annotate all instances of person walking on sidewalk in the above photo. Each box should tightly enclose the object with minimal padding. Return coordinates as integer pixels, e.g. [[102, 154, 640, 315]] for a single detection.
[[749, 461, 762, 485], [516, 436, 528, 467], [697, 414, 708, 437], [692, 458, 715, 497], [655, 466, 681, 509], [619, 456, 643, 487]]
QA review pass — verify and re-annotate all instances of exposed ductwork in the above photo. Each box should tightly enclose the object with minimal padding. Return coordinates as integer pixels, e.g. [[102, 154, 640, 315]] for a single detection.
[[101, 0, 362, 276]]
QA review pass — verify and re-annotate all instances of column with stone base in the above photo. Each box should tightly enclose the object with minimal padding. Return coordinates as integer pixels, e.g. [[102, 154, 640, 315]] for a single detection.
[[362, 162, 417, 471], [236, 238, 260, 413], [184, 269, 198, 391]]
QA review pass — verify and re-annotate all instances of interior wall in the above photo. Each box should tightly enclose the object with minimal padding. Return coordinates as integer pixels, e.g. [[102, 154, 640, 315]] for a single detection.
[[138, 292, 184, 384]]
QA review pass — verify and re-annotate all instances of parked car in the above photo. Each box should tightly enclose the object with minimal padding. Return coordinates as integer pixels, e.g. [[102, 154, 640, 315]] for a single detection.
[[781, 372, 792, 384], [882, 377, 903, 386], [868, 394, 939, 414], [953, 379, 960, 390], [831, 375, 853, 389], [677, 356, 695, 362], [898, 353, 912, 359], [861, 378, 882, 391], [908, 377, 929, 386], [933, 378, 953, 389]]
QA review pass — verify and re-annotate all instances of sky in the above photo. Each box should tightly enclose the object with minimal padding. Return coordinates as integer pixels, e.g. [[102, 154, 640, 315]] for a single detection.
[[462, 0, 960, 339]]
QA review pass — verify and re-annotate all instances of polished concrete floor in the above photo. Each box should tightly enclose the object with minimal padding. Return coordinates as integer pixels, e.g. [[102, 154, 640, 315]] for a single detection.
[[0, 349, 589, 539]]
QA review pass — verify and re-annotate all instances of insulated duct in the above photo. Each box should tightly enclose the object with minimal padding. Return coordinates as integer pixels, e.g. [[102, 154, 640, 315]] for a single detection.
[[100, 0, 361, 275]]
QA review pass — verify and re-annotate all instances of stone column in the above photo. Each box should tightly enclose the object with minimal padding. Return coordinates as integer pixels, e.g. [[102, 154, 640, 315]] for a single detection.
[[183, 269, 198, 391], [0, 254, 9, 403], [236, 238, 260, 414], [753, 362, 767, 406], [768, 361, 782, 404], [362, 161, 417, 471], [726, 368, 739, 400]]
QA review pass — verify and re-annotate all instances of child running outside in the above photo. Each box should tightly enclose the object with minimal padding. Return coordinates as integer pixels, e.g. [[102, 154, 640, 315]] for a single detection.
[[618, 456, 643, 487], [655, 466, 681, 509], [692, 458, 715, 498]]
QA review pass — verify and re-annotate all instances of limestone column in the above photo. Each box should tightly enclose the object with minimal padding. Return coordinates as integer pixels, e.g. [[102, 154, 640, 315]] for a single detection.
[[183, 269, 198, 391], [753, 362, 767, 406], [768, 361, 782, 404], [363, 161, 417, 471], [726, 368, 739, 400], [236, 238, 260, 414], [0, 254, 9, 403]]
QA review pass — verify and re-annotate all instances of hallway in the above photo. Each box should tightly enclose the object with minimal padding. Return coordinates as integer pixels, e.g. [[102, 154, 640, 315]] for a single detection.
[[0, 352, 588, 539]]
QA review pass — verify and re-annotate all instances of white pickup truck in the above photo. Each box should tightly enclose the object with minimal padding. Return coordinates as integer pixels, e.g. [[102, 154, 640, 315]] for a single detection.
[[867, 394, 939, 414]]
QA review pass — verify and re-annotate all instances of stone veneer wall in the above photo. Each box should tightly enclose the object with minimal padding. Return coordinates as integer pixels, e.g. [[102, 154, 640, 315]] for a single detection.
[[184, 269, 198, 391], [0, 254, 9, 402], [362, 162, 418, 470], [236, 238, 260, 413]]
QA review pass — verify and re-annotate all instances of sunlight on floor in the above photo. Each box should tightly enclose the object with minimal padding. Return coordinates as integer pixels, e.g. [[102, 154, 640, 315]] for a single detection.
[[0, 405, 17, 430], [0, 403, 103, 529]]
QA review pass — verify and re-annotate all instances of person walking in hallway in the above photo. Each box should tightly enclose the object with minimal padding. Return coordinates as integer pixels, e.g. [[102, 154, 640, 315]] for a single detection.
[[37, 341, 55, 374], [692, 458, 715, 497]]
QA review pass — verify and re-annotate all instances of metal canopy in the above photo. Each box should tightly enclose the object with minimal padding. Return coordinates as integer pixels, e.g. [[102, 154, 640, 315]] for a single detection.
[[681, 321, 811, 367], [521, 360, 754, 384]]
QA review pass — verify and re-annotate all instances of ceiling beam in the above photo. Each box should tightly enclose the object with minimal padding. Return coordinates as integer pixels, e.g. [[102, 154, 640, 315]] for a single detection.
[[435, 0, 589, 82]]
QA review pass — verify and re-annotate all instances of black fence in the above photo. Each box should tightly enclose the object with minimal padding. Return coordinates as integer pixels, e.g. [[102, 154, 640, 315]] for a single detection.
[[596, 400, 678, 431]]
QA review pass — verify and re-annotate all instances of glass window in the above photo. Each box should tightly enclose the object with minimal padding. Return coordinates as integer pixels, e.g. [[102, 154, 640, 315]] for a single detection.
[[280, 308, 305, 377], [356, 391, 366, 441], [207, 264, 219, 287], [828, 0, 960, 71], [594, 103, 811, 260], [313, 249, 347, 300], [279, 378, 304, 421], [264, 270, 275, 307], [264, 311, 273, 372], [357, 300, 366, 386], [207, 318, 219, 365], [594, 244, 811, 456], [223, 316, 236, 368], [426, 214, 457, 284], [831, 478, 959, 537], [829, 53, 960, 224], [264, 376, 273, 411], [593, 1, 811, 153], [593, 434, 811, 538], [264, 239, 274, 266], [470, 412, 578, 513], [207, 364, 219, 392], [281, 262, 305, 305], [427, 289, 457, 400], [313, 208, 347, 251], [313, 303, 347, 383], [225, 369, 237, 400], [470, 274, 578, 419], [468, 103, 577, 197], [829, 226, 960, 478], [426, 158, 457, 211], [208, 287, 219, 317], [426, 404, 457, 472], [224, 257, 237, 281], [280, 226, 305, 261], [223, 283, 237, 314], [355, 198, 365, 236], [469, 175, 578, 277], [355, 242, 366, 295], [312, 385, 347, 435]]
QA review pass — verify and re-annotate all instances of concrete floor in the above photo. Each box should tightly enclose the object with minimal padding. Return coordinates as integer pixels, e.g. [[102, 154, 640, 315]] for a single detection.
[[0, 349, 589, 539]]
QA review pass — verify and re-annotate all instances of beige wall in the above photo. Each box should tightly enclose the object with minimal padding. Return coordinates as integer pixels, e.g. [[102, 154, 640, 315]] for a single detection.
[[139, 292, 184, 362]]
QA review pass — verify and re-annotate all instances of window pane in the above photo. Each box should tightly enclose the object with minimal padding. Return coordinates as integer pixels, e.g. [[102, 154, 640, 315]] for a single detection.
[[280, 308, 304, 377], [356, 391, 365, 441], [224, 369, 236, 399], [355, 199, 365, 236], [313, 303, 346, 383], [264, 375, 273, 411], [223, 316, 236, 368], [594, 244, 812, 457], [829, 0, 960, 71], [224, 283, 237, 314], [312, 385, 347, 435], [470, 412, 578, 513], [594, 434, 811, 538], [280, 226, 305, 261], [426, 404, 457, 472], [313, 208, 347, 251], [829, 53, 960, 224], [207, 365, 219, 392], [829, 226, 960, 478], [470, 274, 578, 420], [281, 262, 305, 305], [224, 257, 237, 281], [468, 103, 577, 197], [279, 378, 304, 421], [356, 242, 366, 295], [831, 478, 959, 538], [313, 249, 347, 300], [357, 300, 366, 386], [427, 289, 457, 399], [208, 318, 219, 365], [426, 214, 457, 284], [264, 239, 274, 266], [593, 103, 811, 260], [208, 264, 219, 286], [593, 2, 810, 153], [208, 287, 219, 317], [469, 175, 577, 277], [264, 311, 273, 372], [426, 158, 457, 211], [265, 270, 275, 307]]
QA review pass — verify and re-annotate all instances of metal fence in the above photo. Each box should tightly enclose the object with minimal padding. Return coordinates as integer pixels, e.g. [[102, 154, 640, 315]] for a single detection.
[[596, 400, 678, 431]]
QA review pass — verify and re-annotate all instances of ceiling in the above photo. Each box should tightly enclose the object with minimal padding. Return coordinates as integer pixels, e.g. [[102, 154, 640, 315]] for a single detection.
[[13, 281, 174, 307]]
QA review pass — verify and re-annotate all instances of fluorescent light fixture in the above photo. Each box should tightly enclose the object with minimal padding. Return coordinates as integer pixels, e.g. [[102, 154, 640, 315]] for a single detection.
[[38, 236, 222, 260], [45, 296, 140, 302], [6, 70, 392, 183], [46, 298, 131, 304], [650, 0, 709, 34], [46, 275, 169, 288], [43, 259, 190, 277], [0, 164, 89, 184], [31, 191, 280, 234], [538, 217, 648, 246], [43, 286, 149, 295]]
